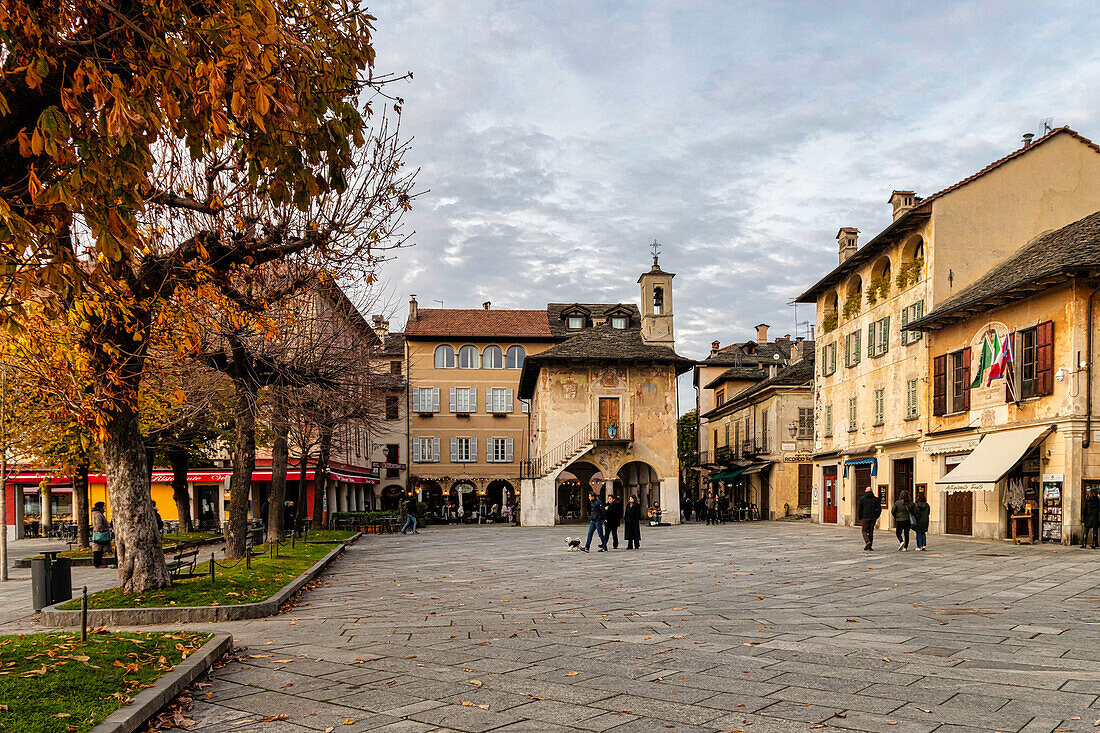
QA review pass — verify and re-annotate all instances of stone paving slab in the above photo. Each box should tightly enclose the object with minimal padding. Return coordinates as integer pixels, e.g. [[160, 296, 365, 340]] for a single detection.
[[143, 522, 1100, 732]]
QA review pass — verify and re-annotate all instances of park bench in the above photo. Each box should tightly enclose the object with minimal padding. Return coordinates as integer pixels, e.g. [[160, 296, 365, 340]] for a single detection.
[[166, 548, 199, 577], [245, 527, 265, 556]]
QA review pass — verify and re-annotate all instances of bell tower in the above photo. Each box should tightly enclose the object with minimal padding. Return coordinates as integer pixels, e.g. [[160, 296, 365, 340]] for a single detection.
[[638, 240, 675, 348]]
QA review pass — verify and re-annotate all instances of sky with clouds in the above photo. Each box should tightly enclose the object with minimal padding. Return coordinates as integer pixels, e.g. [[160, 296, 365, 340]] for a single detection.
[[367, 0, 1100, 409]]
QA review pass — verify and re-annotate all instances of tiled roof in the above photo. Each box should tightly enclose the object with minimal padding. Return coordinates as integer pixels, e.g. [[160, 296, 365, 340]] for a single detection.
[[380, 332, 405, 356], [704, 366, 770, 390], [701, 356, 815, 419], [547, 303, 641, 337], [909, 209, 1100, 330], [796, 127, 1100, 303], [700, 340, 794, 366], [404, 309, 552, 340]]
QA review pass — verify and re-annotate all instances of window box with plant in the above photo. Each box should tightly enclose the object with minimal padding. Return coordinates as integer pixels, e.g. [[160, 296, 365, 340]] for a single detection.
[[822, 311, 838, 333], [867, 275, 891, 305], [896, 256, 924, 291], [842, 298, 861, 320]]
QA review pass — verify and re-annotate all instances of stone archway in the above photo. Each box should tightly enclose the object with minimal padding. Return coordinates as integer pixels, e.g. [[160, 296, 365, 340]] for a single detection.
[[617, 461, 662, 517], [557, 461, 604, 523]]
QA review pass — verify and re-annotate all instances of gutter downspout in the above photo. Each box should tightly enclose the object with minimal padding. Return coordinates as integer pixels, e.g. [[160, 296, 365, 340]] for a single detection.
[[1085, 282, 1100, 449]]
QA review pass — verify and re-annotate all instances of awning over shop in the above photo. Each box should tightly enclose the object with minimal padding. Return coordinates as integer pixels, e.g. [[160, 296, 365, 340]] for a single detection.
[[842, 457, 877, 478], [709, 468, 745, 484], [741, 463, 771, 475], [935, 425, 1053, 493]]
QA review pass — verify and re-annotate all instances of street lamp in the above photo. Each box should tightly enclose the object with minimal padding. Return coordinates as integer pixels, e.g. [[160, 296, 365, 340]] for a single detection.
[[787, 422, 798, 439]]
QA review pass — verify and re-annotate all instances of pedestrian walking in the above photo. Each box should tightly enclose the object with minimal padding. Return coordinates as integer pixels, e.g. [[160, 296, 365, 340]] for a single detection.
[[891, 490, 914, 551], [583, 490, 608, 552], [624, 495, 642, 549], [283, 500, 295, 536], [695, 497, 706, 523], [706, 491, 718, 525], [857, 486, 881, 551], [1082, 487, 1100, 549], [505, 502, 514, 524], [911, 493, 931, 551], [605, 494, 622, 549], [152, 501, 164, 533], [91, 502, 111, 568], [400, 497, 419, 534]]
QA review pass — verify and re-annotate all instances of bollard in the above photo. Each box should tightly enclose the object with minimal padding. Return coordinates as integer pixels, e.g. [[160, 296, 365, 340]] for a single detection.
[[80, 586, 88, 642], [210, 553, 215, 582], [246, 551, 251, 570]]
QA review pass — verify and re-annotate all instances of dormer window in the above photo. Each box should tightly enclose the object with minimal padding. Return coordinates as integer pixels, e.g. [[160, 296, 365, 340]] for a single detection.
[[567, 316, 585, 329], [611, 316, 627, 329]]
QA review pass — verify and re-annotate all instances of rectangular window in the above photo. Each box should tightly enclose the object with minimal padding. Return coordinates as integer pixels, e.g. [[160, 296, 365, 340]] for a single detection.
[[906, 379, 919, 419], [824, 405, 833, 437], [867, 317, 890, 358], [450, 387, 477, 413], [949, 350, 966, 413], [900, 301, 924, 345], [385, 395, 399, 420], [567, 316, 584, 329], [797, 407, 814, 439], [385, 444, 400, 477], [761, 408, 768, 450], [390, 360, 402, 375], [451, 437, 476, 462], [1016, 323, 1053, 400], [611, 316, 627, 329], [845, 330, 862, 367], [848, 397, 857, 432], [412, 387, 440, 413], [487, 437, 514, 463], [873, 388, 885, 426], [521, 398, 530, 413], [716, 387, 725, 406], [413, 437, 440, 463], [487, 388, 514, 413]]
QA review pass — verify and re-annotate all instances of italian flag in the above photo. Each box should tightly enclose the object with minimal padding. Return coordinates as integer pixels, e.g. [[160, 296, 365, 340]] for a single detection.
[[970, 333, 996, 389], [988, 331, 1012, 384]]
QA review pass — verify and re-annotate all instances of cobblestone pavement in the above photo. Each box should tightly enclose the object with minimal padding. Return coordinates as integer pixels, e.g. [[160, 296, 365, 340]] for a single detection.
[[131, 524, 1100, 731]]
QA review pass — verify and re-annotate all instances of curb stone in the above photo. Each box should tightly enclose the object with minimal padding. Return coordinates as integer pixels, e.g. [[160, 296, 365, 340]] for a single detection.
[[92, 632, 232, 733], [38, 534, 358, 627]]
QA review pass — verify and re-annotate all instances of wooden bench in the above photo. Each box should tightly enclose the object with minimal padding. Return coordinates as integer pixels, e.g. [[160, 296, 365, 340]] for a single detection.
[[246, 527, 265, 555], [166, 549, 199, 577]]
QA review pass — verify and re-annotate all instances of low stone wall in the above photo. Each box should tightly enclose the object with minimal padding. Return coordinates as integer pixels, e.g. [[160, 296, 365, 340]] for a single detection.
[[39, 536, 356, 627], [92, 633, 232, 733]]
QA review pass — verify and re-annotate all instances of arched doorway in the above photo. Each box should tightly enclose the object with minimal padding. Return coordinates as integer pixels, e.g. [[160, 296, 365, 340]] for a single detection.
[[452, 481, 478, 521], [381, 485, 404, 511], [485, 480, 514, 521], [617, 461, 661, 516], [556, 461, 604, 523], [418, 481, 443, 519]]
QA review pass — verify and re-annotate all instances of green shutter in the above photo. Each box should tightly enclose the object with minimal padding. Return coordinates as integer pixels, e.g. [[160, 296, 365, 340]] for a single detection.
[[882, 316, 890, 352]]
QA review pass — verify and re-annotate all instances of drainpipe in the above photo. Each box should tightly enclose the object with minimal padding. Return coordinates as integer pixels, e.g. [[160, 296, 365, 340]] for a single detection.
[[1085, 283, 1100, 449]]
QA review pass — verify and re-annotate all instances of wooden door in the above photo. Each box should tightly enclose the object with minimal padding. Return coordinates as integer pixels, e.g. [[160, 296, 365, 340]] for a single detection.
[[946, 491, 973, 535], [599, 398, 620, 438], [854, 467, 873, 495], [797, 464, 813, 507], [823, 467, 838, 524], [893, 458, 914, 505]]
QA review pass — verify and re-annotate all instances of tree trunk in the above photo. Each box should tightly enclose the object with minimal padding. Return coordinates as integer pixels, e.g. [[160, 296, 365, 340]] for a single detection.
[[293, 450, 310, 536], [168, 449, 193, 533], [98, 403, 171, 593], [225, 374, 257, 559], [313, 423, 332, 529], [40, 480, 52, 534], [267, 386, 289, 543], [74, 460, 90, 548]]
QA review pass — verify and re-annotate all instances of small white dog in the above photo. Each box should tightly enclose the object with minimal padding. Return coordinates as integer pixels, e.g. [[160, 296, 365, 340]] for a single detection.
[[565, 536, 581, 551]]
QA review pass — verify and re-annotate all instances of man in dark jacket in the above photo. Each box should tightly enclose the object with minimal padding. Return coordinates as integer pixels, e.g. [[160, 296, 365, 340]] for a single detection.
[[583, 491, 608, 552], [605, 494, 623, 549], [401, 497, 419, 534], [857, 486, 882, 551], [1082, 487, 1100, 549]]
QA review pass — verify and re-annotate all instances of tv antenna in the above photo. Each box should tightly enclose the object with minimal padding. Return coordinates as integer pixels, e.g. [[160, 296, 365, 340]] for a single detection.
[[1041, 117, 1055, 134], [433, 299, 444, 308]]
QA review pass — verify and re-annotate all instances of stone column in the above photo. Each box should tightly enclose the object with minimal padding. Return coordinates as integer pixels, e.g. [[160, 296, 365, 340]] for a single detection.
[[659, 476, 680, 524]]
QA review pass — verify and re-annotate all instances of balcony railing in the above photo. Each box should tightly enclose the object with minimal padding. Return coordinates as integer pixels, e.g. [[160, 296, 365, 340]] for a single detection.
[[593, 422, 633, 443], [741, 440, 765, 457], [715, 445, 732, 463]]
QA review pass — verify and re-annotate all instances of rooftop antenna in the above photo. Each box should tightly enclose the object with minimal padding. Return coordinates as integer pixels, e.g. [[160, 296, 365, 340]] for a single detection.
[[1041, 117, 1055, 134], [650, 239, 661, 266], [433, 299, 444, 308]]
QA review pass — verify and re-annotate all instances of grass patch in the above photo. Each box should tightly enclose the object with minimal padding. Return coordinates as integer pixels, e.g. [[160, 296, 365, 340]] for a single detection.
[[0, 631, 210, 733], [28, 532, 220, 562], [301, 529, 357, 542], [58, 541, 335, 610]]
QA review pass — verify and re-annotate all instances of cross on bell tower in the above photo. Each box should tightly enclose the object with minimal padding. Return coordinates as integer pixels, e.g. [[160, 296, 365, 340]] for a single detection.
[[638, 241, 675, 348]]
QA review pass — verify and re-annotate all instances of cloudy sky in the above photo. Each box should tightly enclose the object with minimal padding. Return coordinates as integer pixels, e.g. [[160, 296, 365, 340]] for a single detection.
[[369, 1, 1100, 408]]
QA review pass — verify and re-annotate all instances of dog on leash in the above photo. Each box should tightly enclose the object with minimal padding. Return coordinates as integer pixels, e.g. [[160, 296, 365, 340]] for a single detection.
[[565, 536, 581, 551]]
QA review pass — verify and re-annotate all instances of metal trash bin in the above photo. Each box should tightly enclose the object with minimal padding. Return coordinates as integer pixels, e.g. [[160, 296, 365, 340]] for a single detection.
[[30, 552, 73, 612]]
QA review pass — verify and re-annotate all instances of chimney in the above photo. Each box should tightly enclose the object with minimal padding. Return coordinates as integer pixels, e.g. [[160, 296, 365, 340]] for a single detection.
[[482, 301, 491, 310], [888, 191, 916, 221], [768, 363, 778, 378], [1022, 132, 1035, 147], [837, 227, 859, 263], [408, 295, 418, 321], [755, 323, 769, 343], [710, 340, 721, 355]]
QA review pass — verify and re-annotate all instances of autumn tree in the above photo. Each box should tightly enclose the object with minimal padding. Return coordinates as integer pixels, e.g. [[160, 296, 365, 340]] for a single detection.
[[0, 2, 413, 591]]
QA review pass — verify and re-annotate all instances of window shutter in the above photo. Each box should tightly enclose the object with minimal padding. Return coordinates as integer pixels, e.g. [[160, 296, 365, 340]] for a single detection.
[[933, 354, 947, 416], [413, 439, 421, 463], [820, 347, 826, 375], [845, 334, 852, 367], [900, 308, 909, 346], [961, 346, 972, 411], [431, 437, 439, 461], [854, 330, 861, 363], [450, 437, 458, 462], [486, 388, 492, 411], [471, 388, 477, 412], [432, 388, 440, 412], [486, 438, 494, 462], [1036, 320, 1054, 396], [882, 316, 890, 352], [867, 323, 875, 358], [521, 399, 530, 413], [412, 389, 421, 413], [506, 388, 514, 412], [471, 438, 478, 462], [830, 343, 836, 374], [506, 438, 514, 463], [449, 388, 457, 412]]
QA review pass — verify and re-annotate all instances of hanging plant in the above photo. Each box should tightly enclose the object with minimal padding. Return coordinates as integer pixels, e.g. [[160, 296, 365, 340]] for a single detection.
[[822, 311, 838, 333], [871, 275, 891, 302], [842, 297, 861, 320]]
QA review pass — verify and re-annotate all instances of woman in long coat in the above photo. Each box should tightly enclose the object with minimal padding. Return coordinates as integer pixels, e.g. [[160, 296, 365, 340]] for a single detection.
[[623, 495, 642, 550], [90, 502, 111, 568]]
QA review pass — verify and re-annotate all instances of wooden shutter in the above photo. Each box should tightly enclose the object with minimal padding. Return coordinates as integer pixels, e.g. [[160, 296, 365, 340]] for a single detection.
[[821, 346, 827, 375], [486, 437, 494, 462], [471, 437, 477, 462], [882, 316, 890, 353], [854, 330, 861, 363], [412, 389, 421, 413], [450, 437, 458, 461], [900, 308, 909, 346], [506, 388, 514, 412], [867, 323, 875, 358], [506, 438, 514, 463], [844, 334, 850, 367], [961, 347, 972, 411], [470, 389, 477, 412], [449, 388, 457, 412], [412, 438, 422, 463], [486, 388, 493, 411], [1036, 320, 1054, 396], [432, 437, 439, 461], [830, 343, 836, 374], [933, 354, 947, 416]]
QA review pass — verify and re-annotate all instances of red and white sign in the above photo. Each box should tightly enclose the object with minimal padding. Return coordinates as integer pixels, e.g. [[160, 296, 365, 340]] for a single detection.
[[371, 462, 406, 470], [329, 470, 379, 485]]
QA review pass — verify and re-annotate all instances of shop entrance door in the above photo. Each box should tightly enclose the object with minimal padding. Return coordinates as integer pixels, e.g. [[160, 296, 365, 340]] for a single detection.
[[946, 491, 973, 535], [854, 466, 873, 495], [797, 464, 813, 507], [893, 458, 914, 503], [823, 467, 838, 523]]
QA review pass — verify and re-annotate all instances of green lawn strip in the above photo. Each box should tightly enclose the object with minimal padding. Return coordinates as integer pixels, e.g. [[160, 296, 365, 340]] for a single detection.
[[301, 529, 357, 542], [28, 532, 220, 561], [0, 630, 210, 733], [58, 542, 333, 610]]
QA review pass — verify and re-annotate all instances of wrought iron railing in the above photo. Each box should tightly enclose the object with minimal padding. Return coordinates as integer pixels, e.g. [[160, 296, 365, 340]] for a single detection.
[[715, 445, 732, 463], [521, 422, 599, 479]]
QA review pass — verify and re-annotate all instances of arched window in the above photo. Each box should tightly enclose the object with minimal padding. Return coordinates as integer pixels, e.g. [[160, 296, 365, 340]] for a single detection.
[[506, 346, 526, 369], [434, 345, 455, 369], [482, 345, 503, 369], [458, 345, 479, 369], [653, 286, 664, 315]]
